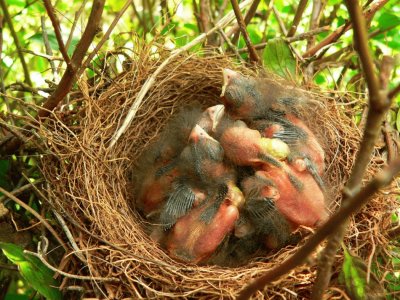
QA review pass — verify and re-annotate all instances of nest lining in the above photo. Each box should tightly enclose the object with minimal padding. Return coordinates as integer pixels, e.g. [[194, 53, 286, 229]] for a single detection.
[[39, 43, 396, 299]]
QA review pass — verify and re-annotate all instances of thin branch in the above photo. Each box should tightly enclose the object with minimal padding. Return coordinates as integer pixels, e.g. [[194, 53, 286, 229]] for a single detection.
[[287, 0, 308, 37], [0, 186, 67, 251], [229, 0, 261, 46], [0, 0, 32, 86], [38, 0, 105, 118], [22, 49, 63, 61], [307, 0, 326, 49], [0, 0, 105, 157], [108, 0, 253, 148], [41, 16, 59, 82], [311, 0, 392, 297], [0, 263, 18, 271], [79, 0, 132, 77], [42, 0, 70, 64], [0, 180, 44, 203], [272, 5, 287, 35], [237, 26, 330, 53], [303, 0, 389, 58], [65, 0, 88, 53], [0, 13, 14, 124], [230, 0, 260, 64], [24, 250, 120, 282], [388, 83, 400, 100], [52, 210, 87, 263], [219, 28, 245, 62], [237, 159, 400, 300]]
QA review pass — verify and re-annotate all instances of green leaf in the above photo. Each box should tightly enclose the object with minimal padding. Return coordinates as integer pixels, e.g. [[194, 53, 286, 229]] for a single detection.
[[29, 33, 59, 51], [263, 38, 297, 79], [339, 247, 385, 300], [0, 243, 62, 300], [377, 13, 400, 31], [396, 109, 400, 132]]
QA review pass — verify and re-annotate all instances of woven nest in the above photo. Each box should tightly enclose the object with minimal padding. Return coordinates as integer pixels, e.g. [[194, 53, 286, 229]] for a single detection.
[[39, 41, 396, 298]]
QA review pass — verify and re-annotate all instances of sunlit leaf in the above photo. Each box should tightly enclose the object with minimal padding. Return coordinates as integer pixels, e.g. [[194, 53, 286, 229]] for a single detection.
[[396, 109, 400, 132], [339, 247, 385, 300], [377, 13, 400, 30], [263, 38, 296, 79], [0, 243, 62, 300]]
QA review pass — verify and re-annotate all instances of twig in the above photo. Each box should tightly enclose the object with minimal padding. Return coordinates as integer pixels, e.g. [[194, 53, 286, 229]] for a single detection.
[[388, 83, 400, 100], [230, 0, 260, 64], [218, 27, 245, 62], [52, 211, 87, 263], [272, 5, 287, 35], [0, 263, 18, 271], [303, 0, 388, 58], [0, 0, 105, 156], [21, 49, 63, 61], [0, 186, 68, 251], [237, 26, 330, 53], [79, 0, 132, 77], [0, 180, 43, 203], [229, 0, 261, 46], [24, 250, 119, 282], [237, 159, 400, 299], [0, 14, 14, 125], [311, 1, 392, 297], [65, 0, 88, 53], [306, 0, 325, 49], [287, 0, 308, 37], [0, 0, 32, 86], [108, 0, 253, 148], [41, 16, 59, 82], [24, 177, 89, 264], [42, 0, 70, 64]]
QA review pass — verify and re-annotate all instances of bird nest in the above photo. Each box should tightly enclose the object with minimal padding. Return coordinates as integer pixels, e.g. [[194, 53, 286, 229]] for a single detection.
[[39, 41, 396, 298]]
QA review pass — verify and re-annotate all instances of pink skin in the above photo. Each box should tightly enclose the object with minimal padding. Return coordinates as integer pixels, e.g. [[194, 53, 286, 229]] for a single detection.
[[258, 164, 328, 229], [261, 114, 325, 174], [220, 124, 266, 167], [166, 199, 239, 263], [136, 167, 180, 216]]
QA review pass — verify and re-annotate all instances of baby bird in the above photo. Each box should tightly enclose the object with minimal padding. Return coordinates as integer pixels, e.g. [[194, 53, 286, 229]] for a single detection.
[[134, 104, 225, 218], [253, 112, 325, 189], [215, 116, 290, 167], [165, 195, 239, 264], [159, 125, 235, 228], [236, 172, 291, 249], [259, 162, 328, 229], [220, 68, 304, 120]]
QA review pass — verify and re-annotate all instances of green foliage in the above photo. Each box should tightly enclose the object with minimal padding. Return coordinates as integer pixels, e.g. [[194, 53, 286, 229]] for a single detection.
[[262, 38, 297, 80], [0, 243, 62, 300], [339, 247, 385, 299]]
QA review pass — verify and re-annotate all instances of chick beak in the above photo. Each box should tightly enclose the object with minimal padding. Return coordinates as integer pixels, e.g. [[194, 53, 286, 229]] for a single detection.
[[209, 104, 225, 132], [220, 68, 238, 97], [189, 124, 203, 144]]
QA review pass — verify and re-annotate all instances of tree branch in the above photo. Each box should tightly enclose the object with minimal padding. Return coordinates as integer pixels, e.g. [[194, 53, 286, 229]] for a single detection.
[[229, 0, 261, 46], [287, 0, 309, 37], [311, 0, 392, 297], [109, 0, 253, 148], [42, 0, 70, 64], [0, 0, 105, 156], [303, 0, 388, 58], [0, 0, 32, 86], [79, 0, 132, 77], [237, 159, 400, 300], [0, 186, 68, 251], [230, 0, 260, 64]]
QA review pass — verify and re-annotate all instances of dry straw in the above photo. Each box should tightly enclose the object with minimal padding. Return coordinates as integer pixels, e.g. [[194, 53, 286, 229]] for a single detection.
[[39, 40, 397, 298]]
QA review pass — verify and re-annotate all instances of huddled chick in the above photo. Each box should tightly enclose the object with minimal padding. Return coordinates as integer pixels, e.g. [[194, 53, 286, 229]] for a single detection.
[[132, 69, 328, 266]]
